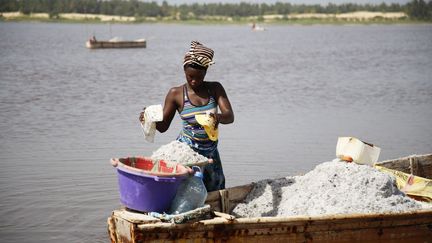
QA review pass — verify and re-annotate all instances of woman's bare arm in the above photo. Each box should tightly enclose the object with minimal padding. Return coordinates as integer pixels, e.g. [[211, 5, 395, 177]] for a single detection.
[[155, 87, 181, 133], [213, 82, 234, 125]]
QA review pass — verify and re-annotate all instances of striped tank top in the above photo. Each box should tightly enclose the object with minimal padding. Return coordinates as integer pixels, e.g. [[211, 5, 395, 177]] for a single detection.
[[177, 84, 218, 154]]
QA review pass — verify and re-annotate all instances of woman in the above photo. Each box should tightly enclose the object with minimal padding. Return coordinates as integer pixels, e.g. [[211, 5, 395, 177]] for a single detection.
[[140, 41, 234, 192]]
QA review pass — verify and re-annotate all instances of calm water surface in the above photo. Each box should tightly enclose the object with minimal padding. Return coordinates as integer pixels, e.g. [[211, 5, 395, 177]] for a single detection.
[[0, 22, 431, 242]]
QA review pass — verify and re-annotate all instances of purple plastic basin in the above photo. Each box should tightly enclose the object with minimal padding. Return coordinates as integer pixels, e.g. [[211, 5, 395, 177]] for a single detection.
[[113, 157, 188, 213]]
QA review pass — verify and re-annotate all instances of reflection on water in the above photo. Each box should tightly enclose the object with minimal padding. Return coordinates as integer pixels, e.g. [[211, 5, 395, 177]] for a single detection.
[[0, 22, 431, 242]]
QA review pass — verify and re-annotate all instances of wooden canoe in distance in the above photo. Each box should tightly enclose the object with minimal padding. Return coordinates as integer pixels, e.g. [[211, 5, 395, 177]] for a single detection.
[[86, 39, 146, 49], [108, 154, 432, 243]]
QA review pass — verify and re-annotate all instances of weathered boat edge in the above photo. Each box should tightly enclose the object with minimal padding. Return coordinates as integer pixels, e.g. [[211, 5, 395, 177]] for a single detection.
[[109, 209, 432, 242]]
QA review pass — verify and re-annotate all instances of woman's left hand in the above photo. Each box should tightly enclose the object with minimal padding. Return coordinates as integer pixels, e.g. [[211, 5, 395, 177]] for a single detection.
[[209, 113, 219, 129]]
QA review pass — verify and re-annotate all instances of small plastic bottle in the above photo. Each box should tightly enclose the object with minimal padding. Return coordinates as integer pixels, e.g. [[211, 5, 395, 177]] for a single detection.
[[169, 166, 207, 215]]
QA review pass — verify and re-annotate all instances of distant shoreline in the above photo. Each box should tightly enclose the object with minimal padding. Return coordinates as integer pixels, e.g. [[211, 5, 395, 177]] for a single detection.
[[1, 11, 430, 25]]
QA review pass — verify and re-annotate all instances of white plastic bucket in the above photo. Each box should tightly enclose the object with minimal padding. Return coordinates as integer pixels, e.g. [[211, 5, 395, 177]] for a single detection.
[[336, 137, 381, 166]]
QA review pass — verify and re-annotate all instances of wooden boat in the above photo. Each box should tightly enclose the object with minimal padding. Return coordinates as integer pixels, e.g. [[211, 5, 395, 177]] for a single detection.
[[107, 154, 432, 242], [86, 38, 146, 49]]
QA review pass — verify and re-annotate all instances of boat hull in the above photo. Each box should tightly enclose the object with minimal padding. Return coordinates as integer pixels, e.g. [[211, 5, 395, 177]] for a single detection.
[[86, 40, 146, 49], [108, 209, 432, 242]]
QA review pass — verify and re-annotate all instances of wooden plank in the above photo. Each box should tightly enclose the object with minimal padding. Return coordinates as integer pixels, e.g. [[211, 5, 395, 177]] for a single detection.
[[213, 211, 236, 221], [410, 157, 417, 175], [112, 209, 160, 224], [149, 204, 212, 224], [205, 184, 254, 212], [377, 154, 432, 178], [107, 216, 118, 243], [231, 211, 432, 232], [200, 217, 231, 225], [126, 210, 432, 242], [110, 215, 134, 243], [206, 184, 254, 202], [219, 189, 229, 213], [215, 224, 432, 243]]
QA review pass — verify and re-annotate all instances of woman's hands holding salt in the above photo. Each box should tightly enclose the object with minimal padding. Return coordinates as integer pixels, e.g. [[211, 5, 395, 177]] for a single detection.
[[139, 107, 146, 123]]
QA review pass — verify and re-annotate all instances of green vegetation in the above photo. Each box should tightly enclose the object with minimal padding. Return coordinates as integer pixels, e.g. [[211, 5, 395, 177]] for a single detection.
[[406, 0, 432, 20], [1, 0, 431, 22]]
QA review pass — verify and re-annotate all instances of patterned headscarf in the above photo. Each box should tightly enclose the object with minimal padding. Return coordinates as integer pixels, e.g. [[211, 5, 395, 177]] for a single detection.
[[183, 41, 215, 68]]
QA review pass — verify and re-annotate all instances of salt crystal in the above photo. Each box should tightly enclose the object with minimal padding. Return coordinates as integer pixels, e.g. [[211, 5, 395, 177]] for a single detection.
[[232, 160, 431, 217]]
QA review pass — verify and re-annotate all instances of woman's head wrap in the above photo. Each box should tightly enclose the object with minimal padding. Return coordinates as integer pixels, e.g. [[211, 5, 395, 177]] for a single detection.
[[183, 41, 215, 68]]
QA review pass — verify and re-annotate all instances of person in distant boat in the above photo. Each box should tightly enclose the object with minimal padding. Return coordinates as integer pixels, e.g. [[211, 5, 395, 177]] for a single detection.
[[139, 41, 234, 192], [90, 35, 97, 42]]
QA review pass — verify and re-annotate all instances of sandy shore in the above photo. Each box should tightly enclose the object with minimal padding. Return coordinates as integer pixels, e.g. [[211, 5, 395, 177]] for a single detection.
[[1, 11, 408, 23], [60, 13, 135, 22]]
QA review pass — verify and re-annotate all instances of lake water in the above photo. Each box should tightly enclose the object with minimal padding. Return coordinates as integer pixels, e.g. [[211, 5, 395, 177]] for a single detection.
[[0, 22, 431, 242]]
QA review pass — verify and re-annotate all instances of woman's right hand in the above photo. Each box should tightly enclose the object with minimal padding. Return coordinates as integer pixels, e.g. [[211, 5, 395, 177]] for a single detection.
[[139, 107, 146, 123]]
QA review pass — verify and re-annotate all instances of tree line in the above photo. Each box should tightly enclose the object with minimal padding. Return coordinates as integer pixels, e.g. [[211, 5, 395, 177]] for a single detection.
[[1, 0, 431, 20]]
